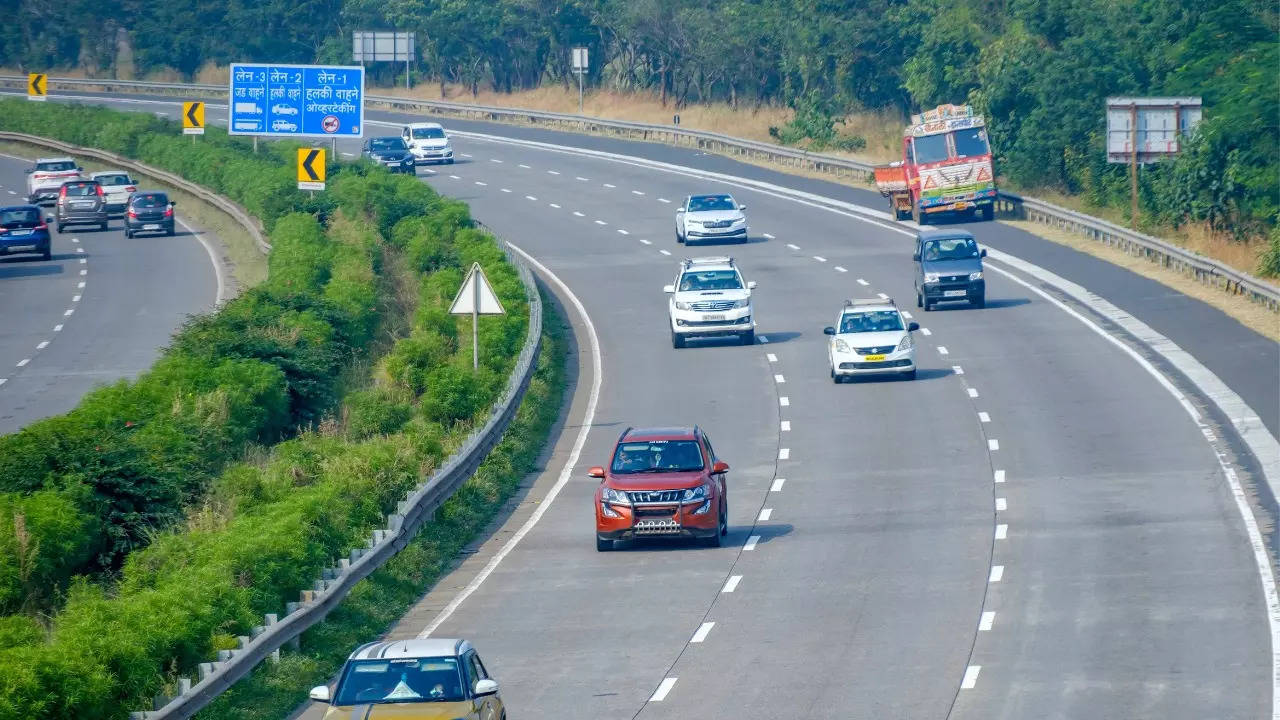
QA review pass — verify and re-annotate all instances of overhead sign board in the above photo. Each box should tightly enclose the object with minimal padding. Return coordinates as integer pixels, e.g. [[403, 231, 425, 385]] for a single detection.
[[27, 73, 46, 101], [229, 63, 364, 139], [182, 101, 205, 134], [297, 148, 326, 191], [353, 31, 415, 62], [1106, 97, 1202, 163]]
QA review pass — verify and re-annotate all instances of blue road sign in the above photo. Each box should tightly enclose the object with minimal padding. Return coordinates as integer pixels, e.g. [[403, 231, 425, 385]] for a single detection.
[[228, 63, 364, 138]]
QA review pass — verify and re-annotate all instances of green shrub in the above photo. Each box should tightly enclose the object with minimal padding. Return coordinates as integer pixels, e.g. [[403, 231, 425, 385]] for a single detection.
[[345, 389, 414, 439]]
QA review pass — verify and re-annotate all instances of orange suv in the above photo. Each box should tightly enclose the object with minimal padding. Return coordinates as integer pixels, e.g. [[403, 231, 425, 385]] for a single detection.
[[591, 426, 730, 551]]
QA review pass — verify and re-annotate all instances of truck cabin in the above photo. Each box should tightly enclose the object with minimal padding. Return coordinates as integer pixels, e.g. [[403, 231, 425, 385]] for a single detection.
[[905, 126, 991, 166]]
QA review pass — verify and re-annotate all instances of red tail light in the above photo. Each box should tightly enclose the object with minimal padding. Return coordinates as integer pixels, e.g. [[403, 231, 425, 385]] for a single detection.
[[96, 185, 104, 196], [34, 223, 47, 231], [127, 210, 138, 219], [163, 207, 174, 217], [58, 186, 67, 198], [125, 186, 137, 192]]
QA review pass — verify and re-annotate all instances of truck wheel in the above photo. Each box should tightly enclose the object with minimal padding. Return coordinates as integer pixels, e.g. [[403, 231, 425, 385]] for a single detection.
[[981, 204, 994, 221], [912, 202, 926, 226]]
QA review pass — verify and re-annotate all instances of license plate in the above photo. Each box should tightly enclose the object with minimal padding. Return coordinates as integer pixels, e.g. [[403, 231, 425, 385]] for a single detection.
[[635, 520, 674, 528], [9, 229, 30, 236], [73, 202, 93, 209], [953, 201, 969, 210], [143, 224, 160, 230], [702, 314, 725, 321], [944, 290, 967, 297], [863, 354, 887, 362]]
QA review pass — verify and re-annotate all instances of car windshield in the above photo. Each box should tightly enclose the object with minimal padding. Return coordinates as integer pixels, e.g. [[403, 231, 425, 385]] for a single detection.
[[678, 270, 742, 291], [371, 138, 405, 151], [952, 128, 990, 159], [0, 208, 40, 227], [688, 195, 735, 212], [95, 174, 132, 186], [62, 184, 97, 197], [131, 194, 168, 208], [411, 127, 445, 139], [611, 440, 705, 474], [922, 237, 980, 261], [912, 133, 950, 164], [334, 657, 466, 705], [840, 311, 904, 334], [37, 161, 76, 172]]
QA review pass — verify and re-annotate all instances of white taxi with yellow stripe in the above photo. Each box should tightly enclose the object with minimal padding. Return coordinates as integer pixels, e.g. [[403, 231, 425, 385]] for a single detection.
[[823, 298, 920, 382]]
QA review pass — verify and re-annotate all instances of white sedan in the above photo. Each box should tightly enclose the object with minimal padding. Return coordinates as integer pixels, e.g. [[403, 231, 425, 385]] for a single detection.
[[825, 298, 919, 382], [676, 193, 748, 244]]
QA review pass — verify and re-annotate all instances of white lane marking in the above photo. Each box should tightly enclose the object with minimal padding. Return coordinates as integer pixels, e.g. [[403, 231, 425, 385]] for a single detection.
[[53, 324, 62, 332], [79, 269, 86, 275], [758, 335, 769, 344], [995, 497, 1008, 511], [177, 216, 226, 306], [744, 535, 761, 551], [500, 188, 512, 193], [632, 190, 645, 196], [659, 249, 671, 256], [813, 255, 827, 263], [550, 203, 561, 209], [856, 278, 869, 286], [36, 341, 48, 350], [988, 439, 1000, 451], [340, 152, 354, 158], [778, 448, 790, 460], [767, 353, 777, 362], [547, 170, 559, 175], [920, 327, 932, 336], [979, 612, 996, 631], [16, 359, 29, 367], [952, 365, 964, 374], [780, 420, 791, 432], [994, 470, 1006, 483], [573, 211, 585, 217], [75, 247, 83, 253], [786, 243, 800, 250], [449, 174, 461, 179], [937, 346, 950, 355], [489, 158, 503, 163], [5, 191, 13, 195], [71, 238, 79, 243], [835, 266, 848, 273], [72, 295, 81, 302], [961, 665, 982, 689], [0, 379, 5, 385], [774, 374, 785, 383], [419, 241, 602, 638], [658, 197, 671, 203], [639, 239, 652, 245], [518, 163, 530, 169], [967, 388, 979, 398], [995, 524, 1008, 540], [691, 622, 715, 642], [779, 396, 789, 407], [474, 181, 487, 186], [762, 233, 776, 239], [771, 478, 786, 492], [902, 311, 913, 319], [525, 195, 538, 201], [460, 153, 472, 158], [575, 176, 589, 181], [989, 566, 1004, 582], [758, 508, 773, 521], [650, 678, 677, 702], [979, 412, 991, 423], [722, 576, 742, 593], [77, 281, 85, 289], [877, 293, 889, 299], [617, 229, 629, 235], [603, 183, 616, 188], [63, 309, 74, 316]]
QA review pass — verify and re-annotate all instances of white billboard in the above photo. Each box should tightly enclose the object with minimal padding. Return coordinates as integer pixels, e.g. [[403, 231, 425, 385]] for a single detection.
[[1106, 97, 1203, 163]]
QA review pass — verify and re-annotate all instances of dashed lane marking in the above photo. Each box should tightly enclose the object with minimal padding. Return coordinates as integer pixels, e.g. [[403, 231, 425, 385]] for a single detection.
[[603, 183, 616, 188], [518, 164, 530, 169], [920, 327, 932, 336], [856, 278, 869, 286], [691, 622, 715, 642], [525, 195, 538, 201], [774, 374, 785, 383], [979, 612, 996, 631], [650, 678, 678, 702], [813, 256, 827, 263], [617, 229, 629, 235], [979, 412, 991, 423], [474, 181, 487, 186], [547, 170, 560, 175], [762, 233, 775, 239], [550, 203, 561, 208], [722, 576, 742, 593], [988, 439, 1000, 451], [780, 420, 791, 432], [994, 470, 1006, 483], [53, 324, 62, 332], [771, 478, 785, 492], [989, 566, 1004, 582], [744, 536, 761, 552], [659, 249, 671, 255], [995, 524, 1008, 540], [961, 665, 982, 689], [63, 309, 74, 316], [786, 243, 800, 250], [573, 211, 585, 217], [967, 388, 979, 398], [639, 239, 652, 245], [449, 174, 461, 179], [36, 341, 47, 350], [767, 353, 777, 362], [779, 396, 789, 407], [16, 359, 29, 367], [778, 448, 790, 460], [901, 311, 912, 319], [937, 346, 950, 355], [501, 188, 512, 193], [575, 176, 589, 181], [952, 365, 964, 374], [658, 197, 671, 203], [632, 190, 645, 196], [489, 158, 503, 163], [758, 335, 770, 344], [995, 497, 1007, 511], [72, 295, 80, 302], [835, 266, 847, 273]]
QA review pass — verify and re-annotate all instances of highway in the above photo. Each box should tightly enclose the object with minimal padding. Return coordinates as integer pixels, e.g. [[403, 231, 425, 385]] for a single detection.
[[5, 92, 1274, 718], [0, 152, 217, 434]]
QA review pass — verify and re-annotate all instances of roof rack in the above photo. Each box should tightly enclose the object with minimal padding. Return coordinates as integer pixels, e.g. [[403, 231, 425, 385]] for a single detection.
[[844, 297, 895, 307], [682, 256, 734, 268]]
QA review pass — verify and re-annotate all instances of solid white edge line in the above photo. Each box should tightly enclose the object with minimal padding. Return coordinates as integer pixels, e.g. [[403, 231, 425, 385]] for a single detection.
[[649, 678, 677, 702], [176, 216, 226, 306], [419, 241, 602, 638]]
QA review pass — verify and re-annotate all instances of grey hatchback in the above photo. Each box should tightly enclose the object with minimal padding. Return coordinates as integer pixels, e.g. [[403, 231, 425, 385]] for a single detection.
[[54, 179, 109, 232], [913, 229, 987, 310]]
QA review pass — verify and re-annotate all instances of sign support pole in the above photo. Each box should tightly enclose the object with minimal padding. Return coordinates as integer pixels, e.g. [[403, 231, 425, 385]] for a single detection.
[[578, 70, 583, 114], [1129, 104, 1138, 230], [253, 136, 258, 154], [472, 270, 480, 370]]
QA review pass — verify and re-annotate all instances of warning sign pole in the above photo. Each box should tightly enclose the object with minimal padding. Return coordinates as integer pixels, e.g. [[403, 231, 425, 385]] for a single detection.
[[471, 267, 480, 369]]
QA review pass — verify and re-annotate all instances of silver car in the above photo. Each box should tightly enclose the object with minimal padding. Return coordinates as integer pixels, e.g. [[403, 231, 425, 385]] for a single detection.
[[90, 171, 138, 217], [676, 193, 749, 245]]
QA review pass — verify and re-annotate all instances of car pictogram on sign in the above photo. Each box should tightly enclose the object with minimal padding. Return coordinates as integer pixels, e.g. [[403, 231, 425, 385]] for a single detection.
[[322, 115, 340, 133]]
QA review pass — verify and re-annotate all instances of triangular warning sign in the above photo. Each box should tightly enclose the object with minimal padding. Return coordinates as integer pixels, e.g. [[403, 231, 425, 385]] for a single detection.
[[976, 166, 991, 182], [449, 263, 506, 315], [922, 174, 937, 189]]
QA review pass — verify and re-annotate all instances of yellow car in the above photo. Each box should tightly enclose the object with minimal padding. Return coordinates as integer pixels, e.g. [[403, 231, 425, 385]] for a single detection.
[[310, 638, 507, 720]]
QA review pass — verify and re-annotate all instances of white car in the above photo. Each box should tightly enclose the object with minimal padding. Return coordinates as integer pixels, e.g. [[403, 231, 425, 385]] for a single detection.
[[675, 193, 748, 245], [664, 256, 756, 348], [402, 122, 454, 165], [26, 157, 82, 206], [824, 298, 919, 382], [271, 104, 298, 116], [90, 171, 138, 216], [271, 119, 297, 132]]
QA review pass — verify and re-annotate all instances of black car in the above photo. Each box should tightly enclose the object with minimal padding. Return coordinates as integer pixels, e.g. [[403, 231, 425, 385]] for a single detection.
[[0, 205, 53, 261], [124, 192, 176, 238], [54, 180, 109, 232], [361, 137, 416, 174], [913, 229, 987, 310]]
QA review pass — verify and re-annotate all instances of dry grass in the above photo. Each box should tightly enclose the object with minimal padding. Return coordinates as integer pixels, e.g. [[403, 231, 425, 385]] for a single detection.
[[1002, 218, 1279, 340]]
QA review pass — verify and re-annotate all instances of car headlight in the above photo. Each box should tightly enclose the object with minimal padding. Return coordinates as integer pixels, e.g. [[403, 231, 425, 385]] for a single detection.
[[924, 272, 942, 283], [675, 301, 691, 310], [969, 271, 982, 280], [731, 215, 746, 225], [685, 219, 701, 225], [682, 484, 710, 502], [730, 298, 749, 309], [601, 487, 629, 505], [834, 339, 852, 353], [896, 334, 912, 351]]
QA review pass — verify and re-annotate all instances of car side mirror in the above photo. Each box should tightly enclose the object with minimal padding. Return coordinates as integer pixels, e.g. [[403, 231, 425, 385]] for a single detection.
[[980, 248, 987, 258], [474, 679, 500, 697], [675, 207, 685, 213], [746, 280, 757, 290], [168, 201, 176, 207], [309, 686, 331, 703], [823, 326, 836, 335], [45, 215, 53, 224], [908, 321, 920, 332], [711, 461, 730, 474], [76, 167, 84, 172], [587, 466, 605, 479], [912, 252, 920, 261], [663, 284, 675, 294], [738, 204, 747, 210], [24, 168, 32, 174]]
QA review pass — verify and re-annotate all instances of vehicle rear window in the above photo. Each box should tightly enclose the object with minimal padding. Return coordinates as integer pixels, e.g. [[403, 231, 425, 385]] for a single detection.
[[334, 657, 465, 705], [611, 440, 705, 474], [62, 183, 98, 197], [96, 174, 132, 186], [131, 194, 168, 208], [36, 161, 76, 172], [0, 208, 40, 227]]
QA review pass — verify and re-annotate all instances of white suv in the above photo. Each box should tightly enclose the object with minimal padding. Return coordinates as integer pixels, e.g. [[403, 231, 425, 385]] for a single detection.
[[26, 157, 83, 205], [824, 298, 920, 382], [402, 122, 454, 165], [664, 256, 757, 348]]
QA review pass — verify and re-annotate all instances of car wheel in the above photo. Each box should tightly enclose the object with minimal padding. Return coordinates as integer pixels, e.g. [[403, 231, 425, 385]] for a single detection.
[[676, 230, 684, 244], [447, 158, 455, 165], [125, 229, 133, 239], [740, 329, 755, 346], [100, 222, 108, 232], [720, 499, 728, 536], [166, 227, 175, 237], [596, 535, 614, 552], [41, 247, 51, 261], [701, 527, 722, 548], [671, 331, 686, 349], [905, 369, 917, 381], [971, 295, 985, 309], [923, 297, 934, 312], [916, 291, 923, 308], [56, 224, 64, 234]]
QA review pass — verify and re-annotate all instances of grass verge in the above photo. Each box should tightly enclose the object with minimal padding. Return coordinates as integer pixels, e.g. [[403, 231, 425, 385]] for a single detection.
[[192, 287, 567, 720]]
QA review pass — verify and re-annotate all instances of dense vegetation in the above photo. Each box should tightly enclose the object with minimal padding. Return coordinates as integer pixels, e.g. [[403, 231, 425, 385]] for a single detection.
[[0, 102, 546, 719]]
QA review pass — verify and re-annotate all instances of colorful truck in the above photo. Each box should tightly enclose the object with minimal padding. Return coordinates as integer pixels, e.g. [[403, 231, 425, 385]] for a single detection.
[[873, 104, 997, 224]]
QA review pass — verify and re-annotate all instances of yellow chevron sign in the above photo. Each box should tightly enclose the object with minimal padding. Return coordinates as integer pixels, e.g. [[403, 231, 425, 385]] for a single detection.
[[182, 102, 205, 134], [27, 73, 47, 101]]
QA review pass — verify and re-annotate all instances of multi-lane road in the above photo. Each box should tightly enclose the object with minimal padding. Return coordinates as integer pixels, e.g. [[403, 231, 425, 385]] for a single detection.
[[2, 91, 1276, 719]]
